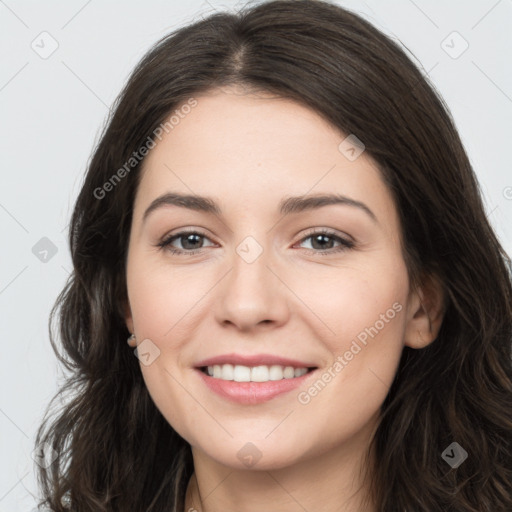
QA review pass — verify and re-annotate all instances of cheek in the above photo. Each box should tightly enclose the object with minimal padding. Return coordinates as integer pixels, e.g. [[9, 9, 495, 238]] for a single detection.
[[126, 250, 216, 438], [126, 250, 202, 342], [297, 258, 409, 352], [293, 256, 409, 418], [290, 273, 407, 454]]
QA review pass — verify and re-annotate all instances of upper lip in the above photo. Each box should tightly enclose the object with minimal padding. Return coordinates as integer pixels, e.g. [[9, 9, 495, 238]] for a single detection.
[[195, 353, 317, 368]]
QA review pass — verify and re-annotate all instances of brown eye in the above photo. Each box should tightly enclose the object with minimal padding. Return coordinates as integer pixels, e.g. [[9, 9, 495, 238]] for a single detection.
[[157, 230, 215, 255], [297, 230, 354, 254]]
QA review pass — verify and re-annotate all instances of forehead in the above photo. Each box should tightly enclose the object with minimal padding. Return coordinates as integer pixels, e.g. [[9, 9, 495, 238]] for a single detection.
[[134, 88, 396, 227]]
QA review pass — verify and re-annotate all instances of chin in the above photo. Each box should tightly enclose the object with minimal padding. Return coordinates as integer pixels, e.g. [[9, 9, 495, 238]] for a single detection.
[[191, 434, 312, 471]]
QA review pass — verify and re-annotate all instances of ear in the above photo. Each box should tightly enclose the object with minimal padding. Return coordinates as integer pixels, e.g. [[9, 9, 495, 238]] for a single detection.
[[122, 297, 134, 334], [403, 272, 446, 349]]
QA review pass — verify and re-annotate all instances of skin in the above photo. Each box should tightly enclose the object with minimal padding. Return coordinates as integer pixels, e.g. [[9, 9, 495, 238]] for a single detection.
[[123, 86, 444, 512]]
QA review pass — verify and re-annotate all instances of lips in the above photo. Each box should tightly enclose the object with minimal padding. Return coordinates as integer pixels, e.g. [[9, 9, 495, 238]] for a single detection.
[[193, 353, 319, 405], [194, 353, 317, 369]]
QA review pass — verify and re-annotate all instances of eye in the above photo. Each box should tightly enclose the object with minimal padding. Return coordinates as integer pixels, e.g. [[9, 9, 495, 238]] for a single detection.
[[295, 229, 354, 254], [157, 229, 216, 255], [156, 228, 355, 256]]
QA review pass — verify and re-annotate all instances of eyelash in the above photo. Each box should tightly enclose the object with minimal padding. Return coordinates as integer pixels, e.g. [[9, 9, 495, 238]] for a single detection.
[[156, 228, 355, 256]]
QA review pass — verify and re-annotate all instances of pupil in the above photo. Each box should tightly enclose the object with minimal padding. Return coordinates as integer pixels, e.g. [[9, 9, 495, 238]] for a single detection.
[[183, 234, 201, 250], [312, 234, 333, 250]]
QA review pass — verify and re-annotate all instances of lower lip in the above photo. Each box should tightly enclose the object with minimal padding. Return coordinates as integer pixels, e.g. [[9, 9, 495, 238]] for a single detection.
[[195, 368, 316, 405]]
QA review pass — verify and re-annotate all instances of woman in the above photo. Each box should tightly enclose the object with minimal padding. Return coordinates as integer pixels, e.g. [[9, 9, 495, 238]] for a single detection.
[[34, 0, 512, 510]]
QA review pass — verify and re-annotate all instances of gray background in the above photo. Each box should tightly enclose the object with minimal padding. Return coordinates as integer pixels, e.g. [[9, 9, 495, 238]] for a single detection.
[[1, 0, 511, 509]]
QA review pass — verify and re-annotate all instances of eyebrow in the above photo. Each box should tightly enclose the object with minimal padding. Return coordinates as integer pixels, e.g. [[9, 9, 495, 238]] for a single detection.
[[142, 192, 378, 224]]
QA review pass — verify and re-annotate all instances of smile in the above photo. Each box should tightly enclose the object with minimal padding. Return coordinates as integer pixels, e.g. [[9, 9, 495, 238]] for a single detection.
[[201, 364, 313, 382]]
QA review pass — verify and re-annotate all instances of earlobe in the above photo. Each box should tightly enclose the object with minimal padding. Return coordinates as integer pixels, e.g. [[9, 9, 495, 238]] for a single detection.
[[403, 273, 446, 349]]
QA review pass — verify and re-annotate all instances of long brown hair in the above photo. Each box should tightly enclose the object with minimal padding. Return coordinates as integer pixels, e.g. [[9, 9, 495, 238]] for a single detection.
[[34, 1, 512, 510]]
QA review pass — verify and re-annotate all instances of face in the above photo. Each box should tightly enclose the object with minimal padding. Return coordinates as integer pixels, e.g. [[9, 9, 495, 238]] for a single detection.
[[124, 86, 422, 471]]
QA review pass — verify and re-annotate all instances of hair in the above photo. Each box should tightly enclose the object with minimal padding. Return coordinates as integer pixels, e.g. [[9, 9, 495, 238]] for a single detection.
[[34, 0, 512, 510]]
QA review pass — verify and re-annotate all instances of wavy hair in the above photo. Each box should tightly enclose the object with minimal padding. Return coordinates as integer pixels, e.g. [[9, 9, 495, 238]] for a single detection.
[[34, 0, 512, 510]]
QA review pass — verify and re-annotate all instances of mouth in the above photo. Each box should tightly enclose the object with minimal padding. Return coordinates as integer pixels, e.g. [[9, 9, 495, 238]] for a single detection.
[[198, 364, 317, 382], [194, 362, 319, 405], [193, 354, 319, 404]]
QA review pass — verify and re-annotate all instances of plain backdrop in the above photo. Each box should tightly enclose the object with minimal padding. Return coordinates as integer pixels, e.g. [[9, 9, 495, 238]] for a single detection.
[[1, 0, 511, 509]]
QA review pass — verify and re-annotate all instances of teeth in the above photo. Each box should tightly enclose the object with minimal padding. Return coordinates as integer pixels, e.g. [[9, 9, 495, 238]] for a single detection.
[[233, 365, 251, 382], [251, 365, 269, 382], [205, 364, 309, 382], [269, 365, 284, 380], [283, 366, 295, 378]]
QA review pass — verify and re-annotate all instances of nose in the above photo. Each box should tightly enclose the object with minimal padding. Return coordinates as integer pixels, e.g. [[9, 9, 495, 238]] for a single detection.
[[213, 241, 291, 332]]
